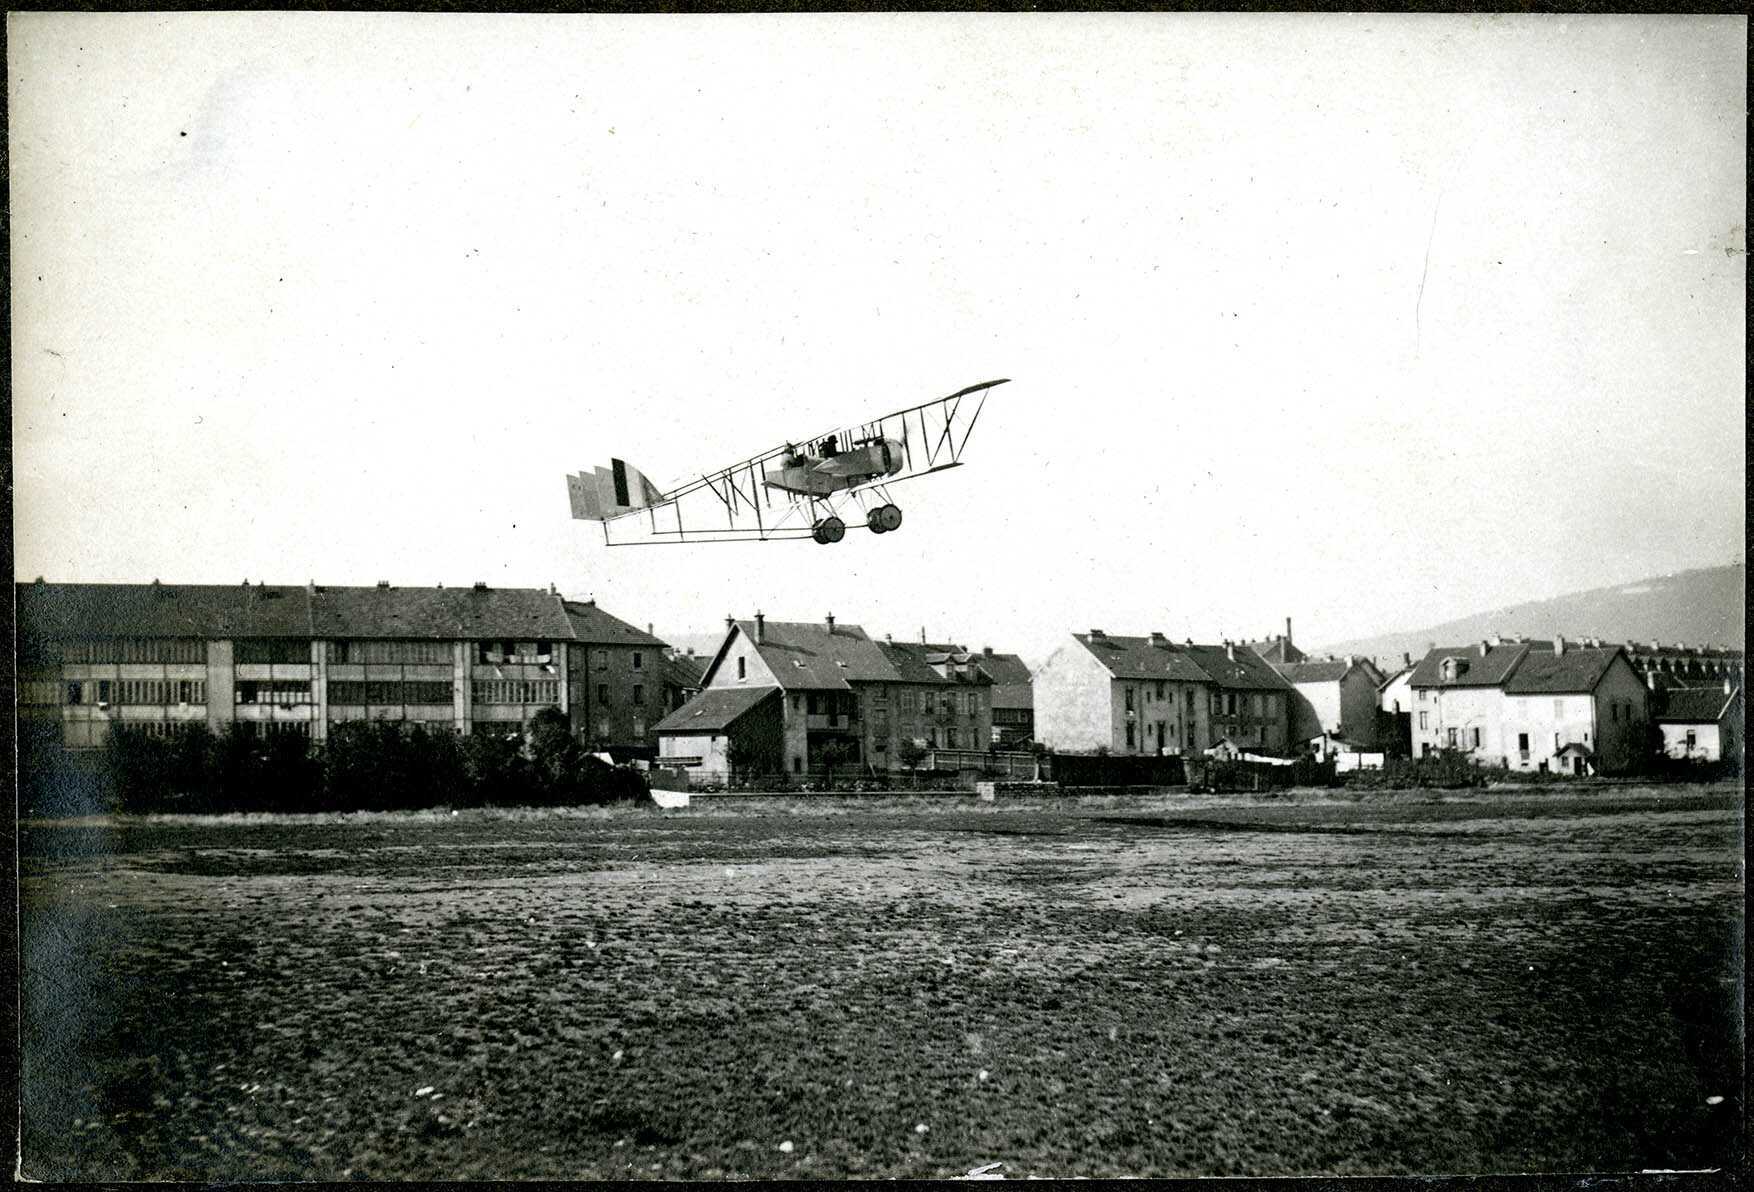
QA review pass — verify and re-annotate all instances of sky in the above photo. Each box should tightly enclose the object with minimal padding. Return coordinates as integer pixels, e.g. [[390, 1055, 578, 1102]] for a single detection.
[[9, 13, 1746, 666]]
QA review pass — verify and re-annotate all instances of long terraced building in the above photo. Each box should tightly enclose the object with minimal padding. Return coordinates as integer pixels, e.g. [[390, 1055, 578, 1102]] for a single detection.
[[14, 579, 664, 751]]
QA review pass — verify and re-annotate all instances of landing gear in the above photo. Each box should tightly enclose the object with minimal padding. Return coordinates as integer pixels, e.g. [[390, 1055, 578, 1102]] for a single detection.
[[864, 504, 903, 534], [811, 516, 846, 545]]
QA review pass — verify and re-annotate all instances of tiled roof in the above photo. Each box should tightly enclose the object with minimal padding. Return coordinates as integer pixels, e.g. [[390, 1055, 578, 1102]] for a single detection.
[[737, 620, 895, 690], [974, 652, 1032, 687], [1074, 634, 1216, 683], [17, 580, 594, 643], [1378, 666, 1414, 691], [1654, 686, 1738, 723], [17, 581, 315, 639], [562, 599, 668, 646], [1409, 643, 1532, 688], [1246, 637, 1307, 664], [878, 641, 994, 686], [654, 685, 778, 734], [1179, 644, 1295, 691], [664, 652, 707, 690], [1502, 646, 1625, 694], [311, 585, 575, 640], [1271, 660, 1352, 684]]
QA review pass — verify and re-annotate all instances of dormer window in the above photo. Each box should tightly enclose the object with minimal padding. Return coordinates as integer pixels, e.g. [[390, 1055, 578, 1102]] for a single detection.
[[1440, 658, 1468, 681]]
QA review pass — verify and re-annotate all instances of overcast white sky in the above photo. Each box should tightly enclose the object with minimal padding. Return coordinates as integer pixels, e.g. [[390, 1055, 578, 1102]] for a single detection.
[[10, 13, 1745, 663]]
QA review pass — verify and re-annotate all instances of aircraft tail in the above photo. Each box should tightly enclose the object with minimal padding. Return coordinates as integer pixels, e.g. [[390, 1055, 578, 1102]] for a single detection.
[[567, 459, 666, 521]]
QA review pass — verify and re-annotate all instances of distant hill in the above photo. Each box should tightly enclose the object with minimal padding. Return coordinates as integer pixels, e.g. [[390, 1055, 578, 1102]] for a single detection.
[[1317, 563, 1745, 672]]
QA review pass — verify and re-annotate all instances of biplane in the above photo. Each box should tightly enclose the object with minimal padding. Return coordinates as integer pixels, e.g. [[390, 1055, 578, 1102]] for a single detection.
[[566, 379, 1008, 545]]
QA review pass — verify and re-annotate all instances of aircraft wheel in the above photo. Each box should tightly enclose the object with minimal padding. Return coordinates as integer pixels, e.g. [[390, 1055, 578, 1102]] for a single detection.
[[812, 520, 830, 544], [867, 508, 888, 534], [820, 515, 846, 543], [877, 503, 903, 532]]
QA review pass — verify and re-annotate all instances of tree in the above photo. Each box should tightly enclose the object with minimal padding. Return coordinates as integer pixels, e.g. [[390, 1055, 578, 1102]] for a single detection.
[[897, 740, 927, 771]]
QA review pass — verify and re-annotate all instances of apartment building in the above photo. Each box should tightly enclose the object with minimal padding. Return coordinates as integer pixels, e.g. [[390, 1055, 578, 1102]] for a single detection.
[[14, 579, 657, 750], [562, 598, 670, 754]]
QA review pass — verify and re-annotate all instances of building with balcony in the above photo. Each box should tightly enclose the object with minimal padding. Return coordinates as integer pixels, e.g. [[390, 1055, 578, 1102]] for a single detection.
[[13, 579, 653, 752]]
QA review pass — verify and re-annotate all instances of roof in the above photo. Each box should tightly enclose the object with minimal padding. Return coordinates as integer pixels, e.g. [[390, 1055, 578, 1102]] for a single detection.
[[1271, 660, 1352, 684], [974, 651, 1032, 687], [734, 620, 896, 691], [1246, 637, 1307, 664], [1502, 646, 1625, 695], [653, 685, 778, 734], [1177, 644, 1295, 691], [877, 641, 993, 686], [311, 585, 575, 641], [1410, 643, 1532, 688], [1073, 633, 1293, 690], [1654, 686, 1739, 723], [562, 599, 668, 647], [1073, 634, 1216, 683], [1378, 665, 1414, 691], [17, 581, 315, 639], [16, 580, 588, 643], [663, 652, 707, 690]]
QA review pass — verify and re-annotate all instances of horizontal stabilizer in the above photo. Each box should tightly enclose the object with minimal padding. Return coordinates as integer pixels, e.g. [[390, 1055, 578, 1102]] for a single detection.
[[567, 458, 665, 521]]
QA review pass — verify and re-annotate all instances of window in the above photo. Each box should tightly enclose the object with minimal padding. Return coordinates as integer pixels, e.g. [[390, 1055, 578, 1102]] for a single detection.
[[1685, 730, 1697, 752], [873, 686, 888, 705], [597, 683, 609, 704], [67, 681, 83, 705], [1226, 693, 1237, 715], [1186, 689, 1195, 710], [1125, 687, 1136, 712], [1418, 711, 1428, 729], [97, 681, 112, 704], [874, 708, 889, 733], [1155, 681, 1165, 700], [737, 657, 746, 680], [1446, 727, 1457, 746], [1552, 698, 1564, 718], [632, 652, 643, 670], [1470, 727, 1481, 748], [537, 640, 552, 658], [1125, 723, 1135, 749], [947, 727, 960, 749], [632, 717, 645, 737], [595, 649, 609, 670], [1518, 732, 1530, 756], [632, 684, 644, 706], [793, 694, 803, 711], [793, 756, 802, 774]]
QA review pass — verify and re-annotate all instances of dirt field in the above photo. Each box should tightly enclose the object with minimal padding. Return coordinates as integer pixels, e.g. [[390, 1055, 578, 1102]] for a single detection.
[[19, 785, 1745, 1180]]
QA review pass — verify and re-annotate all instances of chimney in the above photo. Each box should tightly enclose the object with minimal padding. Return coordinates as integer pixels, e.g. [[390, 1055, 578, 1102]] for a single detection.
[[1089, 629, 1105, 640], [1489, 633, 1502, 646], [1553, 635, 1566, 656], [886, 633, 893, 644], [726, 615, 735, 632], [983, 645, 994, 656], [1726, 676, 1734, 696], [1285, 616, 1293, 644], [1402, 652, 1411, 667], [754, 612, 766, 643], [473, 581, 488, 592], [825, 612, 835, 634], [1226, 642, 1236, 661], [1646, 670, 1657, 691], [1149, 631, 1168, 648], [920, 627, 927, 644], [1478, 640, 1489, 657], [647, 623, 654, 636], [378, 580, 390, 589]]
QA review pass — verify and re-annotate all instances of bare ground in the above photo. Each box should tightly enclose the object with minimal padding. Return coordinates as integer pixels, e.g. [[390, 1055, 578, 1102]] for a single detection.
[[18, 785, 1745, 1179]]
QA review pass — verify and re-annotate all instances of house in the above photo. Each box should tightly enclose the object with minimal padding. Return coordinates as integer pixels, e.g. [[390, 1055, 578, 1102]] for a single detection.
[[973, 647, 1034, 745], [1376, 657, 1416, 756], [1652, 679, 1743, 765], [1263, 655, 1387, 747], [1244, 617, 1307, 665], [1033, 631, 1293, 756], [16, 578, 592, 750], [1622, 640, 1745, 688], [1409, 635, 1650, 773], [656, 614, 992, 780], [661, 649, 707, 715], [651, 686, 784, 778], [562, 599, 671, 755]]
